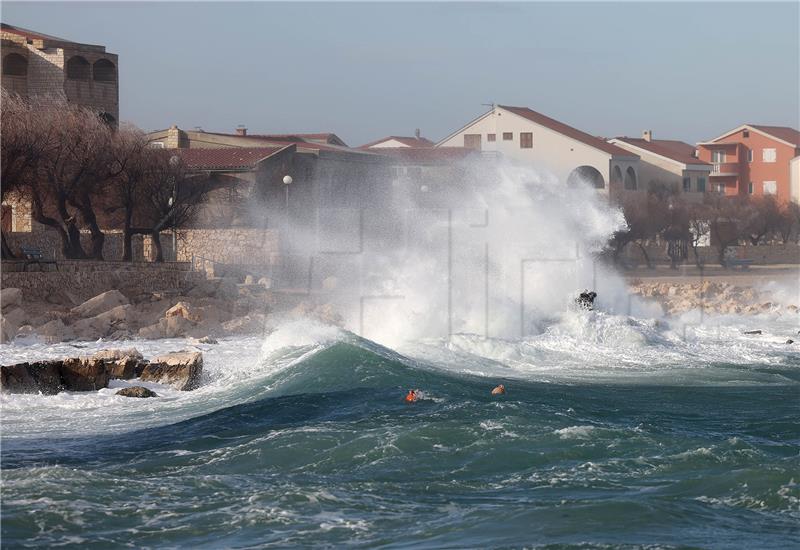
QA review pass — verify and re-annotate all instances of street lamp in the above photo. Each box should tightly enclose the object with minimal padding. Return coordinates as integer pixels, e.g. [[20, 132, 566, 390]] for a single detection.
[[283, 175, 293, 209]]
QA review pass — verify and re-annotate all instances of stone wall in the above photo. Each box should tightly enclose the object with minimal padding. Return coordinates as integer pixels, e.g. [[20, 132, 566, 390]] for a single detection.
[[622, 243, 800, 265], [5, 230, 144, 261], [2, 261, 204, 302], [173, 228, 280, 265]]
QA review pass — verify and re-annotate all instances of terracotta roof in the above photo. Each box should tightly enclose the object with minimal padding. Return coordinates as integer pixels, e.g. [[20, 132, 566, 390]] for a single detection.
[[175, 147, 286, 170], [241, 133, 347, 146], [498, 105, 637, 157], [359, 136, 436, 149], [201, 132, 352, 153], [613, 137, 709, 166], [751, 125, 800, 147], [368, 147, 479, 162], [0, 22, 100, 48]]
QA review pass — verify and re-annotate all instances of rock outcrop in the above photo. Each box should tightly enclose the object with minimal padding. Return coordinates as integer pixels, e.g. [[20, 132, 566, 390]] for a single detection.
[[116, 386, 158, 398], [0, 349, 203, 394], [71, 290, 130, 319], [140, 351, 203, 391], [629, 281, 800, 316]]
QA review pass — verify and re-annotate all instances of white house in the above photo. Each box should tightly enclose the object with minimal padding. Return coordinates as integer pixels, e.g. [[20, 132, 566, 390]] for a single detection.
[[609, 131, 712, 201], [436, 104, 639, 197]]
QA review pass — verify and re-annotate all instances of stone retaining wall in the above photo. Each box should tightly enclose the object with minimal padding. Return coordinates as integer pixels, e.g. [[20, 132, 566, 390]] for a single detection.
[[622, 243, 800, 265], [2, 263, 205, 302], [173, 228, 280, 265], [5, 230, 145, 261]]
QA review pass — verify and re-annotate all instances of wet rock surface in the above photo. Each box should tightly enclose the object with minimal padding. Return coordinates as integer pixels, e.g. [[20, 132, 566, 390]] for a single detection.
[[1, 349, 204, 394], [116, 386, 158, 398]]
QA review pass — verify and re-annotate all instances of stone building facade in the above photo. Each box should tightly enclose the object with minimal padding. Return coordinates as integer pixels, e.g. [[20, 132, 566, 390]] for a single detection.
[[1, 22, 119, 124]]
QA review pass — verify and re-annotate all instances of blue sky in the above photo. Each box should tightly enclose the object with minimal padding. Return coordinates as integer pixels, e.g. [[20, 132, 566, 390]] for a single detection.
[[4, 2, 798, 146]]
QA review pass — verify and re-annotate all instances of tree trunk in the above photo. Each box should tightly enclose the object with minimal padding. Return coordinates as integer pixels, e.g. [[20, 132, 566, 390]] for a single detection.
[[30, 192, 80, 259], [636, 242, 653, 269], [122, 207, 133, 261], [718, 246, 728, 268], [1, 231, 15, 259], [74, 194, 105, 260], [151, 230, 164, 263]]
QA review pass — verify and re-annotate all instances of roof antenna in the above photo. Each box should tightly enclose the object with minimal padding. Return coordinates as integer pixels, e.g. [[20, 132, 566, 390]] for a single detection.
[[481, 102, 495, 110]]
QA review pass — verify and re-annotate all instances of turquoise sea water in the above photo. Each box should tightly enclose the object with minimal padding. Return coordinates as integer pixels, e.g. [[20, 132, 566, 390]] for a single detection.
[[1, 319, 799, 549]]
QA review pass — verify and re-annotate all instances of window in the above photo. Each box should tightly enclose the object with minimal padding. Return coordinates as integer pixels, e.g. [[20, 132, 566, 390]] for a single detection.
[[743, 130, 749, 138], [149, 141, 165, 149], [520, 132, 533, 149], [711, 150, 726, 163], [748, 182, 753, 194], [682, 177, 691, 192], [464, 134, 482, 150], [716, 183, 726, 193], [747, 149, 753, 163], [2, 53, 28, 76], [66, 55, 90, 80], [487, 133, 496, 142], [502, 132, 513, 141], [762, 148, 776, 163], [696, 177, 706, 192], [763, 181, 777, 195], [93, 59, 116, 82]]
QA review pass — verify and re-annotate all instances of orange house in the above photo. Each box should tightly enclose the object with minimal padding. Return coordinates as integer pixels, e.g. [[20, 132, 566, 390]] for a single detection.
[[697, 125, 800, 204]]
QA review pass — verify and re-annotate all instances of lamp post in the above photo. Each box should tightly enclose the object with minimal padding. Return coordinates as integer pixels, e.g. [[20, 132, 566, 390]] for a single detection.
[[283, 175, 293, 209], [283, 175, 293, 252], [169, 155, 180, 262]]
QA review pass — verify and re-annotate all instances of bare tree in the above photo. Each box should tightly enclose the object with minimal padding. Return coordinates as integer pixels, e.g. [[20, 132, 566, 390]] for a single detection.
[[741, 196, 782, 245], [704, 194, 749, 266], [136, 152, 215, 262]]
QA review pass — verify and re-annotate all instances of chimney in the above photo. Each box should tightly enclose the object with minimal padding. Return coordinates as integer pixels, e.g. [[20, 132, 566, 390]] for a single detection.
[[415, 128, 421, 139], [642, 130, 652, 142], [236, 125, 247, 136]]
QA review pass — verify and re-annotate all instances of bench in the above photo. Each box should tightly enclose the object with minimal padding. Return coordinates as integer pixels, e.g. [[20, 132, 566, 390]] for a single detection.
[[20, 246, 58, 272], [724, 258, 754, 270]]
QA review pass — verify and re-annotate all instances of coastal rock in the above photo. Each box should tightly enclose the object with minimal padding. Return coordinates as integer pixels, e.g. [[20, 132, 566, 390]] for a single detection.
[[91, 348, 143, 362], [222, 314, 267, 335], [744, 330, 762, 335], [116, 386, 158, 398], [140, 351, 203, 390], [138, 319, 167, 339], [165, 301, 202, 322], [165, 314, 195, 338], [60, 358, 110, 391], [195, 335, 218, 344], [37, 319, 74, 343], [1, 288, 23, 310], [0, 360, 63, 394], [72, 304, 134, 339], [71, 290, 130, 319], [3, 307, 28, 329], [1, 317, 15, 344]]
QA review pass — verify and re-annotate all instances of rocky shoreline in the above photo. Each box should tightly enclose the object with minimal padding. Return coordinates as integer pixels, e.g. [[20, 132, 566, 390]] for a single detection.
[[629, 280, 799, 316], [0, 348, 203, 395]]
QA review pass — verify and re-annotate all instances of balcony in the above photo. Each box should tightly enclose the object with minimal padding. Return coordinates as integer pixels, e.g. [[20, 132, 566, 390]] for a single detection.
[[710, 162, 738, 176]]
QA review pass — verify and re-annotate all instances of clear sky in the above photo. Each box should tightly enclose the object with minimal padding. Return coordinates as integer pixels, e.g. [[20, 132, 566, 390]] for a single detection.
[[4, 2, 799, 146]]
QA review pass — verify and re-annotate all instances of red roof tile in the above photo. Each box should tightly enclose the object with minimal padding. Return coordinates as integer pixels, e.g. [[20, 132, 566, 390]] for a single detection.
[[1, 22, 94, 47], [613, 137, 709, 166], [175, 147, 286, 170], [359, 136, 436, 149], [498, 105, 637, 157], [751, 125, 800, 147]]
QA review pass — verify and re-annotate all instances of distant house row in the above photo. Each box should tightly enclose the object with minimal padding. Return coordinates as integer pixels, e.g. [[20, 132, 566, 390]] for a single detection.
[[364, 104, 799, 205]]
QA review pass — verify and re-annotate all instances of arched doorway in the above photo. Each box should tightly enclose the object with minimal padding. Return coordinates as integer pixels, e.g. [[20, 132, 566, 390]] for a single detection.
[[624, 166, 637, 190], [567, 165, 605, 189]]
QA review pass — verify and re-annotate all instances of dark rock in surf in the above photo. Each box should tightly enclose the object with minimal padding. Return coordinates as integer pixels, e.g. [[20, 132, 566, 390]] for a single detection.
[[116, 386, 158, 398], [743, 330, 762, 335], [140, 351, 203, 391], [787, 339, 795, 344], [0, 361, 63, 394], [60, 358, 110, 391]]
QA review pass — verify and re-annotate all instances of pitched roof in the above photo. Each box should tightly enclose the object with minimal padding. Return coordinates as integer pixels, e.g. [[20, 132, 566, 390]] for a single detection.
[[751, 125, 800, 147], [175, 147, 286, 170], [368, 147, 479, 163], [498, 105, 637, 157], [241, 133, 347, 146], [199, 131, 352, 153], [0, 22, 103, 50], [703, 124, 800, 148], [612, 137, 710, 166], [359, 136, 436, 149]]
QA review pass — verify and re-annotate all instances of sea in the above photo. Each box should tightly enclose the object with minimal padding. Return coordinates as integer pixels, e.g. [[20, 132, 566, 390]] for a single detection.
[[1, 312, 798, 549]]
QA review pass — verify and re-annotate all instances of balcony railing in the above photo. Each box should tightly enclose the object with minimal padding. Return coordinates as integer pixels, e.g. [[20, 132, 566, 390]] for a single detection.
[[710, 162, 738, 176]]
